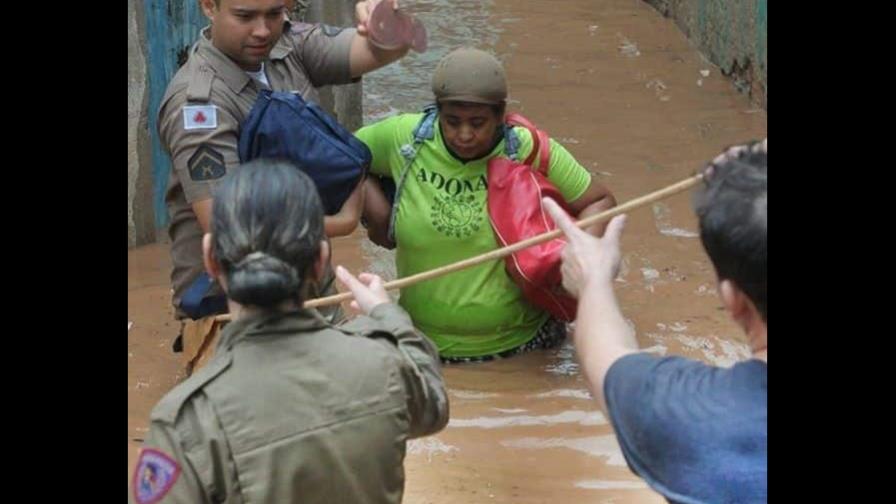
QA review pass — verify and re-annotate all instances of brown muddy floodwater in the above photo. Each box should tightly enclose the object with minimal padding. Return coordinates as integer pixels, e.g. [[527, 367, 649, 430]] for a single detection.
[[128, 0, 767, 501]]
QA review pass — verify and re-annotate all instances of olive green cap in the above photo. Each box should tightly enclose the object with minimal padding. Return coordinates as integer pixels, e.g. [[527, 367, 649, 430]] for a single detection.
[[431, 47, 507, 105]]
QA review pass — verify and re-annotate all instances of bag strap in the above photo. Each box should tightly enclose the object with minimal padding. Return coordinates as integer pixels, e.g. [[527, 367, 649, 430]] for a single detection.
[[387, 104, 438, 244], [505, 113, 551, 176]]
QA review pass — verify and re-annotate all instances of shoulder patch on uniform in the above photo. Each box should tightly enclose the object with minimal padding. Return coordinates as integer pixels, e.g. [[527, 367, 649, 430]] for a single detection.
[[320, 23, 345, 37], [133, 448, 180, 504], [183, 104, 218, 130], [188, 145, 226, 181]]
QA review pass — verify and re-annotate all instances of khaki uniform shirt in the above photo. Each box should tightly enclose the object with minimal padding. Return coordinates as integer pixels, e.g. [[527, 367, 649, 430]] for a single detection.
[[159, 22, 356, 317], [130, 303, 449, 504]]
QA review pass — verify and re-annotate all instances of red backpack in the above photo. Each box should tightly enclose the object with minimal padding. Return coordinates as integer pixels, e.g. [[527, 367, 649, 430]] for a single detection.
[[487, 113, 578, 321]]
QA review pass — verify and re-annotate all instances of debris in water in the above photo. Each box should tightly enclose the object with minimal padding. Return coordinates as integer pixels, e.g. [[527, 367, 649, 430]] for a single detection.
[[646, 79, 667, 92], [641, 268, 660, 281], [617, 35, 640, 57]]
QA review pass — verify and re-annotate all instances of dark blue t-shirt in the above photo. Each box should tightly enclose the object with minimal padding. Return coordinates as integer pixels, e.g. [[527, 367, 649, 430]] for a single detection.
[[604, 353, 767, 504]]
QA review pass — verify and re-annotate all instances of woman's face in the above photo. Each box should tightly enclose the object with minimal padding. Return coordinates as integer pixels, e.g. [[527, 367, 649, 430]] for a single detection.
[[438, 102, 503, 161]]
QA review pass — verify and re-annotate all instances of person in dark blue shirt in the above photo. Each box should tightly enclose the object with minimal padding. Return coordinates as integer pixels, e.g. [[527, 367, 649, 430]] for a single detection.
[[543, 139, 767, 504]]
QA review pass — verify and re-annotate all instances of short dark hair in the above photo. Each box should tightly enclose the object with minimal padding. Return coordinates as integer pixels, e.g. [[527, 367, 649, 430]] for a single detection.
[[693, 146, 767, 321]]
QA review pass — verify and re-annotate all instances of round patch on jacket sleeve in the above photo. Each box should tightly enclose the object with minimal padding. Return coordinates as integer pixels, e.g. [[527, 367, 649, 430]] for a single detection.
[[132, 448, 181, 504]]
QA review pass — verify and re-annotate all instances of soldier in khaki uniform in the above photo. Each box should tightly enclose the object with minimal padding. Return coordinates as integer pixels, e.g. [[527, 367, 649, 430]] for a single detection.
[[130, 160, 449, 504], [160, 0, 410, 374]]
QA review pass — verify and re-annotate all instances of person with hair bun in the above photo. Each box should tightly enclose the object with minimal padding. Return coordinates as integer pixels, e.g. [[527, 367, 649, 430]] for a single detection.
[[130, 159, 448, 504]]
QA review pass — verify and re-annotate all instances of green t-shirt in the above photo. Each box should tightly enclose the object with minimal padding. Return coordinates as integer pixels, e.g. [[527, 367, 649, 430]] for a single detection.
[[355, 112, 591, 357]]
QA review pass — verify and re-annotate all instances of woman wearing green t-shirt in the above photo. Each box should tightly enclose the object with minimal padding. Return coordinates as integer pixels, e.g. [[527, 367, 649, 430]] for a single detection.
[[355, 47, 616, 363]]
